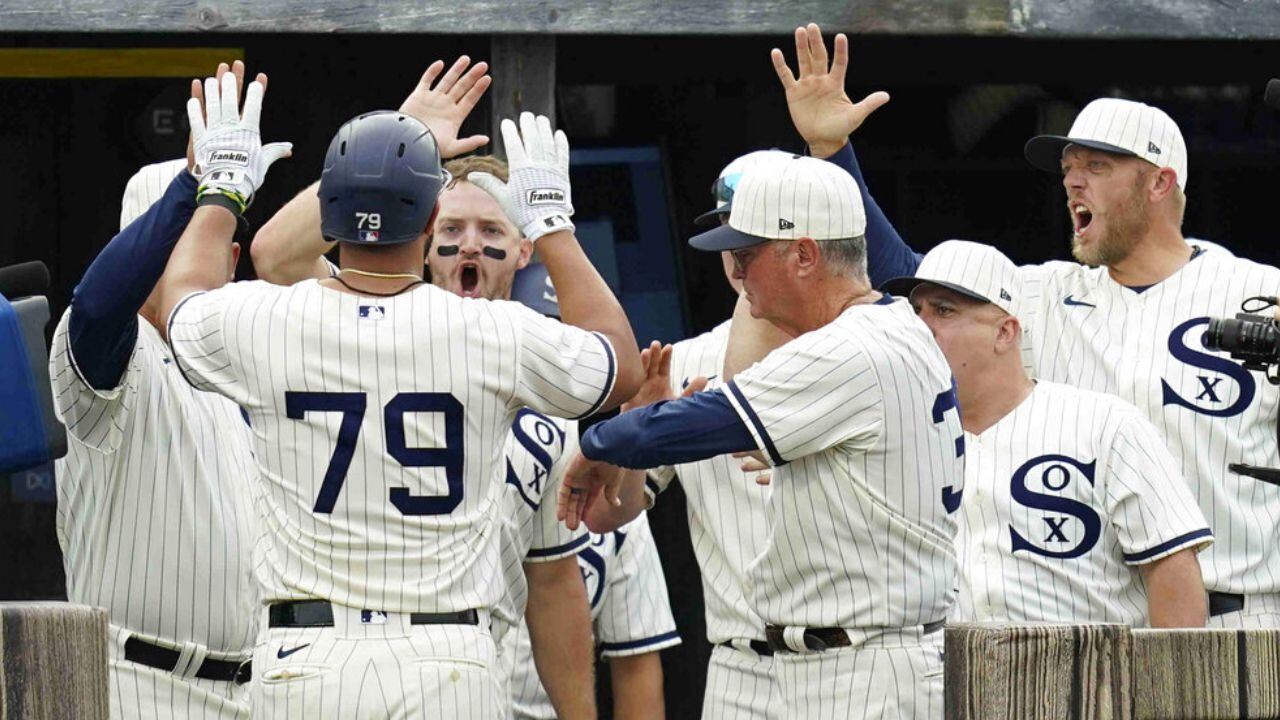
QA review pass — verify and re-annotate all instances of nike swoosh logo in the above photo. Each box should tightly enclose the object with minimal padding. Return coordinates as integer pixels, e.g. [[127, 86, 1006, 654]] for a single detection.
[[1063, 295, 1096, 308], [276, 644, 310, 659]]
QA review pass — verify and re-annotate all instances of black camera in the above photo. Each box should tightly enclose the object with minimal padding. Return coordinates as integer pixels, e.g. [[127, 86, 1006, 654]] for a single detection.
[[1202, 312, 1280, 376]]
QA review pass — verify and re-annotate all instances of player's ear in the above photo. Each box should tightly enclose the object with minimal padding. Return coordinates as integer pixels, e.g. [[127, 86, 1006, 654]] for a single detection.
[[515, 237, 534, 270], [1149, 167, 1178, 204], [995, 313, 1021, 353], [793, 237, 819, 277]]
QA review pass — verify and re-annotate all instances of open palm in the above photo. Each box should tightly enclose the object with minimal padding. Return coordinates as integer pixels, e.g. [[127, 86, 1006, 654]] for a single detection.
[[398, 56, 492, 159], [772, 24, 889, 156]]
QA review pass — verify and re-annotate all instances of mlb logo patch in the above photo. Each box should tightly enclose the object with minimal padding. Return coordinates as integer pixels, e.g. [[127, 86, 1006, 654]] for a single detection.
[[360, 610, 388, 625], [359, 229, 380, 242], [359, 305, 386, 320]]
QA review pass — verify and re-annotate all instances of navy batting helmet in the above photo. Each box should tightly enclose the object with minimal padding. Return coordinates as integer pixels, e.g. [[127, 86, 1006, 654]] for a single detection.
[[318, 110, 449, 245]]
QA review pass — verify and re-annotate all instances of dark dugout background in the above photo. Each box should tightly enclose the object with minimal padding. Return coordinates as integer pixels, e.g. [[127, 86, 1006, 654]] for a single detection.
[[3, 31, 1280, 717]]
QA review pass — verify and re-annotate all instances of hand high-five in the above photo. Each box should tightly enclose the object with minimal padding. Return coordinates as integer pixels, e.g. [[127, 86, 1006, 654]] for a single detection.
[[399, 56, 492, 159], [771, 23, 890, 159], [186, 62, 291, 215], [471, 112, 574, 243]]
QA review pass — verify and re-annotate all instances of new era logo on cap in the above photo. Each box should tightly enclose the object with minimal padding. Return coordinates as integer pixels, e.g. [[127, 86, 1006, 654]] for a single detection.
[[1025, 97, 1188, 190], [688, 156, 867, 252]]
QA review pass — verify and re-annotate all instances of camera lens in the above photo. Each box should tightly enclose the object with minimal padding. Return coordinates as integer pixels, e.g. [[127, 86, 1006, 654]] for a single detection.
[[1202, 316, 1280, 364]]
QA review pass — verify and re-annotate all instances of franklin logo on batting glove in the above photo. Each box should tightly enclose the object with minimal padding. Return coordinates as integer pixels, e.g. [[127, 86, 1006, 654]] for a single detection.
[[527, 189, 565, 205]]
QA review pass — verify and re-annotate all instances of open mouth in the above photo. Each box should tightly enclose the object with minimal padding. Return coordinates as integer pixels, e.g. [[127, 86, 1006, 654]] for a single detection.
[[459, 263, 480, 298], [1071, 202, 1094, 237]]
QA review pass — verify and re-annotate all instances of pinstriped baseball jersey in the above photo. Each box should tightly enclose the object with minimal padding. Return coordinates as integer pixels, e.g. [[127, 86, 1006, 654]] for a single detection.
[[645, 319, 771, 644], [1017, 249, 1280, 595], [51, 312, 260, 655], [504, 512, 681, 719], [723, 298, 964, 629], [166, 279, 617, 613], [955, 381, 1211, 625], [492, 412, 589, 646]]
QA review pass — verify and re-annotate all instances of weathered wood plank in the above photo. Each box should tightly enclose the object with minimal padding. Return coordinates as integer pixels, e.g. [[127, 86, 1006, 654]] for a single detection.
[[0, 0, 1011, 35], [1016, 0, 1280, 40], [1132, 629, 1239, 720], [0, 603, 109, 720], [945, 623, 1132, 720], [3, 0, 1280, 38]]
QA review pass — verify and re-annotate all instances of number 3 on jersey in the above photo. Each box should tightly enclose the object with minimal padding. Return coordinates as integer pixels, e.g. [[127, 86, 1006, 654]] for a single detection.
[[285, 391, 464, 516], [932, 387, 965, 513]]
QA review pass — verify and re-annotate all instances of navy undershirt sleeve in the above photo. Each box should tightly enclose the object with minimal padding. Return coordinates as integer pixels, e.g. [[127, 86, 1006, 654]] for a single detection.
[[580, 389, 757, 469], [69, 170, 198, 390], [821, 143, 922, 284]]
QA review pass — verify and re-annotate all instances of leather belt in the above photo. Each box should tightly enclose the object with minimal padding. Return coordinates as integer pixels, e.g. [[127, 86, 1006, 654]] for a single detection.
[[1209, 592, 1245, 617], [268, 600, 480, 628], [764, 620, 945, 655], [717, 639, 774, 657], [123, 637, 251, 684]]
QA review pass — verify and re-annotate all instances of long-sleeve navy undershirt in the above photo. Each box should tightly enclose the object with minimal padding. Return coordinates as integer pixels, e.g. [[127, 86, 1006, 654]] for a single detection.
[[69, 170, 197, 390], [580, 388, 756, 469], [821, 142, 922, 284]]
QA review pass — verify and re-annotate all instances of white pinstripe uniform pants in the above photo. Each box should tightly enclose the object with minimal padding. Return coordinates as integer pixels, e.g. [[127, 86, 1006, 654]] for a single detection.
[[108, 625, 250, 720], [250, 606, 502, 719], [772, 626, 944, 720], [701, 643, 780, 720]]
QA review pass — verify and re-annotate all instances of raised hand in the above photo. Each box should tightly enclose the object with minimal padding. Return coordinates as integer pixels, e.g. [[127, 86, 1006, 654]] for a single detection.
[[771, 23, 890, 158], [186, 63, 291, 215], [399, 57, 492, 159], [470, 112, 574, 242], [622, 342, 676, 412]]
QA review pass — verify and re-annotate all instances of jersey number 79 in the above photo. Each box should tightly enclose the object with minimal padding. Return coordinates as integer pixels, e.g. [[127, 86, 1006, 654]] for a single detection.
[[285, 391, 464, 516]]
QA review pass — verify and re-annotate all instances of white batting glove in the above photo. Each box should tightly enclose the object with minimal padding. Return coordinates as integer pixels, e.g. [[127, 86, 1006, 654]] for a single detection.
[[470, 112, 574, 242], [186, 71, 292, 215]]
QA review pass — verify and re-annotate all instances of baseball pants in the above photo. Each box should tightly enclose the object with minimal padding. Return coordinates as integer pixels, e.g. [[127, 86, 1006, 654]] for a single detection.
[[109, 625, 250, 720], [250, 605, 502, 720], [701, 643, 780, 720], [1206, 592, 1280, 629], [772, 626, 944, 720]]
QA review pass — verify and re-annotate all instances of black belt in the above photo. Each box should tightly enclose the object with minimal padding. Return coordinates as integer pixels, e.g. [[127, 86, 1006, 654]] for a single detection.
[[1209, 592, 1245, 617], [123, 637, 251, 684], [764, 620, 945, 655], [268, 600, 480, 628], [717, 639, 774, 657]]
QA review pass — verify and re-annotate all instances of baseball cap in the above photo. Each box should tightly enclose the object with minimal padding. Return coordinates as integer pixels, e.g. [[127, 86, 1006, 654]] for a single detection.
[[689, 155, 867, 252], [1024, 98, 1188, 190], [120, 158, 188, 231], [694, 149, 798, 227], [880, 240, 1018, 315]]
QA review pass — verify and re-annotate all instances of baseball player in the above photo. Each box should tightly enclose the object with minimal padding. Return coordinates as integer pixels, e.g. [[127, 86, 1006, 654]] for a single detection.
[[573, 37, 930, 717], [884, 240, 1212, 626], [560, 155, 964, 719], [157, 64, 641, 719], [249, 64, 598, 715], [50, 63, 257, 720], [504, 513, 681, 720], [788, 23, 1280, 629]]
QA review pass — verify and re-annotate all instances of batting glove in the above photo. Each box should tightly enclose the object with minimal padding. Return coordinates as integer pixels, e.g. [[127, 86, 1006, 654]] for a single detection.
[[471, 112, 574, 242], [186, 71, 292, 215]]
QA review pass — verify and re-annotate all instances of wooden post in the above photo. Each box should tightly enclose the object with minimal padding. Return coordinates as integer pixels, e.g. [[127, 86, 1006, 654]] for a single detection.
[[0, 603, 109, 719], [488, 35, 556, 160]]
